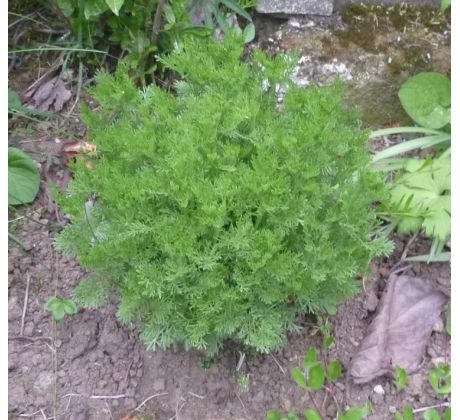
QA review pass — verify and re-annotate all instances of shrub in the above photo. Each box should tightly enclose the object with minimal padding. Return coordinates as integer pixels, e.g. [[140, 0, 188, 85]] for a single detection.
[[56, 35, 390, 354]]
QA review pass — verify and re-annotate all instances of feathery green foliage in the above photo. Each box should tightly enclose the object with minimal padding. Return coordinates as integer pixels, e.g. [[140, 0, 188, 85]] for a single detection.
[[56, 35, 390, 354]]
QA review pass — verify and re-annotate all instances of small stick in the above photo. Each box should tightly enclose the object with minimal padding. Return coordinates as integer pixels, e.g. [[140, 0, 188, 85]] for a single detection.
[[9, 335, 52, 342], [400, 232, 418, 261], [236, 351, 245, 371], [188, 391, 205, 399], [39, 408, 47, 420], [19, 411, 41, 418], [135, 392, 169, 411], [413, 402, 450, 413], [90, 394, 126, 399], [124, 360, 134, 382], [20, 274, 31, 335], [235, 391, 247, 412], [270, 353, 286, 374], [391, 265, 413, 275]]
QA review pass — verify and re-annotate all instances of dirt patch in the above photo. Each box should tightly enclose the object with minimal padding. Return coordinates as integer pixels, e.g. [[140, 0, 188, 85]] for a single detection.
[[9, 213, 450, 419], [9, 6, 450, 420]]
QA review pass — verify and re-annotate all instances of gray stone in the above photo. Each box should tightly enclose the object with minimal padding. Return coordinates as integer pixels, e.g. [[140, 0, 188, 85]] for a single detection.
[[257, 0, 334, 16], [33, 371, 54, 396], [153, 378, 165, 392]]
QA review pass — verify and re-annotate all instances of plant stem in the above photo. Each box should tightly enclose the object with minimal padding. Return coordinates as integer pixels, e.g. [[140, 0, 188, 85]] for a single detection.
[[307, 391, 322, 417], [151, 0, 166, 45]]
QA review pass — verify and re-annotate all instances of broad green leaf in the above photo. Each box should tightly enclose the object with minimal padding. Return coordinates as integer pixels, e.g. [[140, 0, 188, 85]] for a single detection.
[[85, 0, 109, 19], [395, 406, 414, 420], [389, 156, 451, 243], [362, 401, 372, 417], [285, 411, 300, 420], [327, 361, 342, 381], [398, 72, 451, 129], [8, 147, 40, 206], [440, 0, 451, 13], [56, 0, 75, 17], [308, 364, 325, 390], [340, 407, 363, 420], [429, 363, 451, 395], [243, 23, 255, 43], [8, 89, 22, 110], [105, 0, 124, 15], [221, 0, 252, 21], [291, 367, 307, 390], [443, 407, 451, 420], [304, 408, 321, 420], [267, 410, 282, 420], [423, 409, 441, 420], [303, 347, 318, 370], [323, 336, 334, 349], [393, 365, 408, 391], [163, 3, 176, 24], [63, 299, 78, 314]]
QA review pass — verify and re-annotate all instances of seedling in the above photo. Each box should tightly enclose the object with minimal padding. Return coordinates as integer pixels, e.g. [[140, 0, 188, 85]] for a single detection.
[[393, 365, 408, 391], [44, 296, 78, 323], [429, 363, 451, 395]]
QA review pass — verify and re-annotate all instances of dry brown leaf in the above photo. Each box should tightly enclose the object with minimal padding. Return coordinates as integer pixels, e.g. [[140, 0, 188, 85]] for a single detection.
[[25, 74, 72, 112], [349, 274, 448, 384]]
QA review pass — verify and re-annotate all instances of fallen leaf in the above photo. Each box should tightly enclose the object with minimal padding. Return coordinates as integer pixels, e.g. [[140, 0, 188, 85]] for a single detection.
[[62, 141, 97, 154], [349, 274, 448, 384], [25, 74, 72, 112]]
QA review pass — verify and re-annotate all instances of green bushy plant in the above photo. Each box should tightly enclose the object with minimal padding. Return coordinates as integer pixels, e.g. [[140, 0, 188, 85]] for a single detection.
[[55, 34, 390, 354]]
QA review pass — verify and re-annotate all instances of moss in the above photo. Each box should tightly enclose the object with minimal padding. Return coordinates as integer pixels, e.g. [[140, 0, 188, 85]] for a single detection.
[[334, 4, 448, 53]]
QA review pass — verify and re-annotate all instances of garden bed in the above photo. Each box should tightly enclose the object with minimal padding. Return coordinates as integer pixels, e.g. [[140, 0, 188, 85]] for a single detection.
[[8, 4, 450, 420]]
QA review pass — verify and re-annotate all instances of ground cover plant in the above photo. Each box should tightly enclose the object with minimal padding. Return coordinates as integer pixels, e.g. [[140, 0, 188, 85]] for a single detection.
[[55, 34, 391, 355], [371, 72, 451, 262]]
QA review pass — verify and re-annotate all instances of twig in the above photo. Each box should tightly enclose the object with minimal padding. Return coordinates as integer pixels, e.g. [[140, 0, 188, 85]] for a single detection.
[[105, 401, 114, 420], [400, 232, 418, 261], [20, 274, 31, 335], [39, 408, 47, 420], [65, 59, 83, 118], [391, 265, 413, 275], [270, 353, 286, 374], [308, 391, 322, 418], [90, 394, 126, 399], [134, 392, 168, 411], [124, 360, 134, 383], [9, 335, 52, 342], [235, 391, 247, 412], [236, 351, 245, 371], [19, 411, 41, 418], [188, 391, 205, 399], [413, 402, 450, 413]]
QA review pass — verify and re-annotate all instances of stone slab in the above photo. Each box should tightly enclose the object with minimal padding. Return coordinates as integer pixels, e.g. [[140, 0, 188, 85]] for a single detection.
[[256, 0, 334, 16]]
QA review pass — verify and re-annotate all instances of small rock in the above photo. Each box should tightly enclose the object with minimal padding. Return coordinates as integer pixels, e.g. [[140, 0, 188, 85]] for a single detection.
[[153, 378, 165, 392], [335, 382, 345, 391], [365, 292, 379, 312], [410, 373, 424, 395], [373, 384, 385, 395], [23, 324, 34, 336], [136, 368, 143, 377], [389, 406, 397, 414], [432, 316, 444, 333], [254, 390, 265, 402], [33, 371, 54, 396], [378, 266, 391, 278], [257, 0, 333, 16]]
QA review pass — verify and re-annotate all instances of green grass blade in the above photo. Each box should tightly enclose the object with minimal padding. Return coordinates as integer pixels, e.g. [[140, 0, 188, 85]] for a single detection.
[[370, 127, 445, 138], [372, 134, 450, 163]]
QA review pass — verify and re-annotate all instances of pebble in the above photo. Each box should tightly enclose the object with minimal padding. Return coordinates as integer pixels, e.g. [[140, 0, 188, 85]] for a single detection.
[[432, 316, 444, 333], [365, 292, 379, 312], [33, 371, 54, 396], [389, 406, 397, 414], [373, 384, 385, 395], [153, 378, 165, 392], [410, 373, 424, 395]]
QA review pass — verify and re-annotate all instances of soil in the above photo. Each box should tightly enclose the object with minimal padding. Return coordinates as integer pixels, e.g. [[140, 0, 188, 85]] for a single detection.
[[8, 5, 450, 420]]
